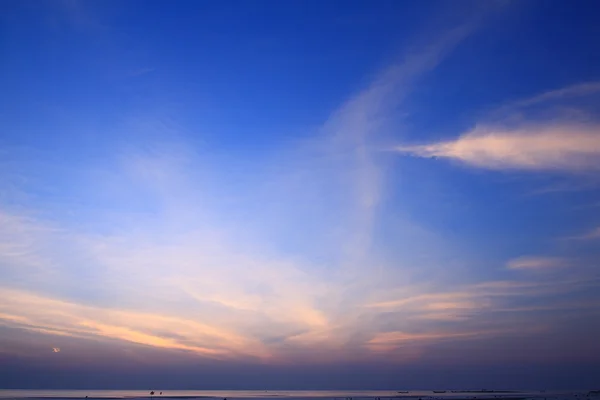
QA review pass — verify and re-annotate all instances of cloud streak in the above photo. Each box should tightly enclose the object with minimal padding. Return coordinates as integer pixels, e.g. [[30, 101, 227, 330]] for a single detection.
[[0, 288, 262, 359], [506, 256, 567, 270], [498, 81, 600, 112], [396, 123, 600, 172], [565, 227, 600, 241], [395, 79, 600, 173]]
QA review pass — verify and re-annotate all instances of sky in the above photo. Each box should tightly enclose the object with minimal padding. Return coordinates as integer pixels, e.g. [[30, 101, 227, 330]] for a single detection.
[[1, 0, 600, 390]]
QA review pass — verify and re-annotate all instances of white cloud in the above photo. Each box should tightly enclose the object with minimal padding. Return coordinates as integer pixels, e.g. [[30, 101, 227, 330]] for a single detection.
[[396, 124, 600, 172]]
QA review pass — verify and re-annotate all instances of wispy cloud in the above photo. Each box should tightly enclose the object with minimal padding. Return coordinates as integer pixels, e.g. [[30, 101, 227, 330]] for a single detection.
[[395, 123, 600, 172], [1, 205, 597, 362], [395, 79, 600, 173], [566, 227, 600, 240], [273, 11, 488, 266], [366, 327, 532, 353], [497, 81, 600, 113], [506, 256, 567, 270], [0, 288, 263, 359]]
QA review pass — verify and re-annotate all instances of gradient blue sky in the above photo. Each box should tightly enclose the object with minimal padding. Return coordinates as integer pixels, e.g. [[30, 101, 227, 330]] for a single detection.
[[1, 0, 600, 390]]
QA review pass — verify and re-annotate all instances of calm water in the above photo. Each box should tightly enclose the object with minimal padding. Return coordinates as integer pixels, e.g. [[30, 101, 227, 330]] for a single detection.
[[0, 390, 578, 400]]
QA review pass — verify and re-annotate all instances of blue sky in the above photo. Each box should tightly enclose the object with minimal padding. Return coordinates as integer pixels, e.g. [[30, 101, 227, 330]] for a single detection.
[[1, 0, 600, 389]]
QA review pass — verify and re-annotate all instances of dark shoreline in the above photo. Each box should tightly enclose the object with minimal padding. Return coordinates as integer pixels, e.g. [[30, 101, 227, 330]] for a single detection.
[[0, 396, 533, 400]]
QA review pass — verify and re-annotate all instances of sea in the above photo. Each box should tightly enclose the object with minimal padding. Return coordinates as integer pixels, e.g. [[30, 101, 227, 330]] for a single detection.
[[0, 390, 594, 400]]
